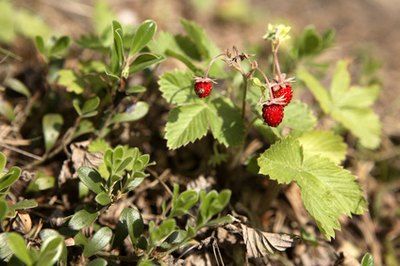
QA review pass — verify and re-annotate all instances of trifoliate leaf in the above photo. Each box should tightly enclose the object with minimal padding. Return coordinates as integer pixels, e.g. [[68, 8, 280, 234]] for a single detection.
[[158, 71, 199, 105], [298, 130, 347, 164], [165, 103, 209, 149], [258, 137, 366, 239], [298, 60, 381, 149], [278, 100, 317, 137]]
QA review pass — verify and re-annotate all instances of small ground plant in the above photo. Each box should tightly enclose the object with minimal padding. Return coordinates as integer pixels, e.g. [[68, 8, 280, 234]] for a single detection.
[[0, 1, 384, 265]]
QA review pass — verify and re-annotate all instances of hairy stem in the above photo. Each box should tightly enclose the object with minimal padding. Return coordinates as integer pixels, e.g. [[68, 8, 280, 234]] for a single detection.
[[241, 75, 248, 119]]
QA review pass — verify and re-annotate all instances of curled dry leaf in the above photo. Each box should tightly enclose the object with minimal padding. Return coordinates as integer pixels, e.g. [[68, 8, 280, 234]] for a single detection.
[[58, 141, 103, 185], [240, 223, 295, 258]]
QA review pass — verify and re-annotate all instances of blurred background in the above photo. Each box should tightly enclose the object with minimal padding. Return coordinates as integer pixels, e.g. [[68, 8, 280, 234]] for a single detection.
[[2, 0, 400, 265], [8, 0, 400, 134]]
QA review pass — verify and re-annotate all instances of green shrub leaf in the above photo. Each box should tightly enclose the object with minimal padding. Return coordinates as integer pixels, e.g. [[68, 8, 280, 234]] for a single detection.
[[111, 101, 149, 124], [257, 137, 366, 239], [42, 114, 64, 152], [83, 227, 113, 257], [69, 209, 99, 230], [78, 167, 105, 194], [7, 233, 32, 266], [130, 20, 157, 55]]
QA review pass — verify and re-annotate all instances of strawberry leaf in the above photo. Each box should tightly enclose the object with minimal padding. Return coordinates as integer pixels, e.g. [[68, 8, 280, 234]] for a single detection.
[[298, 60, 381, 149], [258, 137, 366, 239]]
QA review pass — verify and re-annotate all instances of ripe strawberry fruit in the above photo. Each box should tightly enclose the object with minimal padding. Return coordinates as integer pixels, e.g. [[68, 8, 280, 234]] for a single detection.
[[194, 78, 213, 98], [273, 84, 293, 106], [262, 104, 284, 127]]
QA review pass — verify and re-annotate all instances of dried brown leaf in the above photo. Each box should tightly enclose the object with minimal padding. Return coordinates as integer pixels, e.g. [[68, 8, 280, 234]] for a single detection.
[[240, 223, 295, 259]]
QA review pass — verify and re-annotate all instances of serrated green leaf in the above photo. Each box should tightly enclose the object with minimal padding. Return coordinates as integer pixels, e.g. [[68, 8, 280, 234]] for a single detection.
[[336, 85, 380, 109], [165, 103, 209, 149], [83, 227, 112, 257], [278, 100, 317, 137], [298, 130, 347, 164], [330, 60, 350, 102], [258, 137, 366, 239], [158, 71, 198, 105], [208, 97, 245, 147], [130, 20, 157, 55], [7, 233, 32, 266], [110, 101, 149, 124], [69, 209, 99, 230], [57, 69, 85, 94], [297, 67, 331, 113], [42, 114, 63, 152], [298, 61, 381, 149], [331, 108, 380, 149]]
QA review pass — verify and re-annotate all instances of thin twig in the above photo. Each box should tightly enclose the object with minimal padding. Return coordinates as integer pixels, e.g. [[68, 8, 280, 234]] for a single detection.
[[0, 143, 42, 160], [147, 168, 173, 197]]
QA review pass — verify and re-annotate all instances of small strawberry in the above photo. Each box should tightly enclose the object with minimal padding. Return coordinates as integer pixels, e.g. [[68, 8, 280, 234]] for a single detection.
[[273, 84, 293, 106], [194, 77, 214, 98], [262, 104, 284, 127]]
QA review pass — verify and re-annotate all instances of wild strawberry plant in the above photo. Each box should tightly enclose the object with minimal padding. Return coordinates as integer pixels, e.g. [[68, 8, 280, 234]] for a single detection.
[[157, 21, 381, 240], [0, 0, 384, 264]]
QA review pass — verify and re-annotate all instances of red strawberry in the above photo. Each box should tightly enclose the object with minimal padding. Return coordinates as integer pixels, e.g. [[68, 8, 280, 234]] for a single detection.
[[262, 104, 284, 127], [273, 84, 293, 106], [194, 77, 213, 98]]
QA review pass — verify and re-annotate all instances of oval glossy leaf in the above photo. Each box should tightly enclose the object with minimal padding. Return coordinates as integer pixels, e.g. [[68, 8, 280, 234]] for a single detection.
[[69, 209, 99, 230], [37, 236, 64, 266], [82, 97, 100, 115], [130, 20, 157, 55], [129, 53, 164, 74], [0, 152, 6, 172], [7, 233, 32, 266], [0, 167, 21, 191], [42, 114, 64, 152], [0, 200, 8, 221], [77, 167, 104, 194], [83, 227, 113, 257], [95, 192, 111, 206], [4, 78, 31, 97], [110, 101, 149, 124]]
